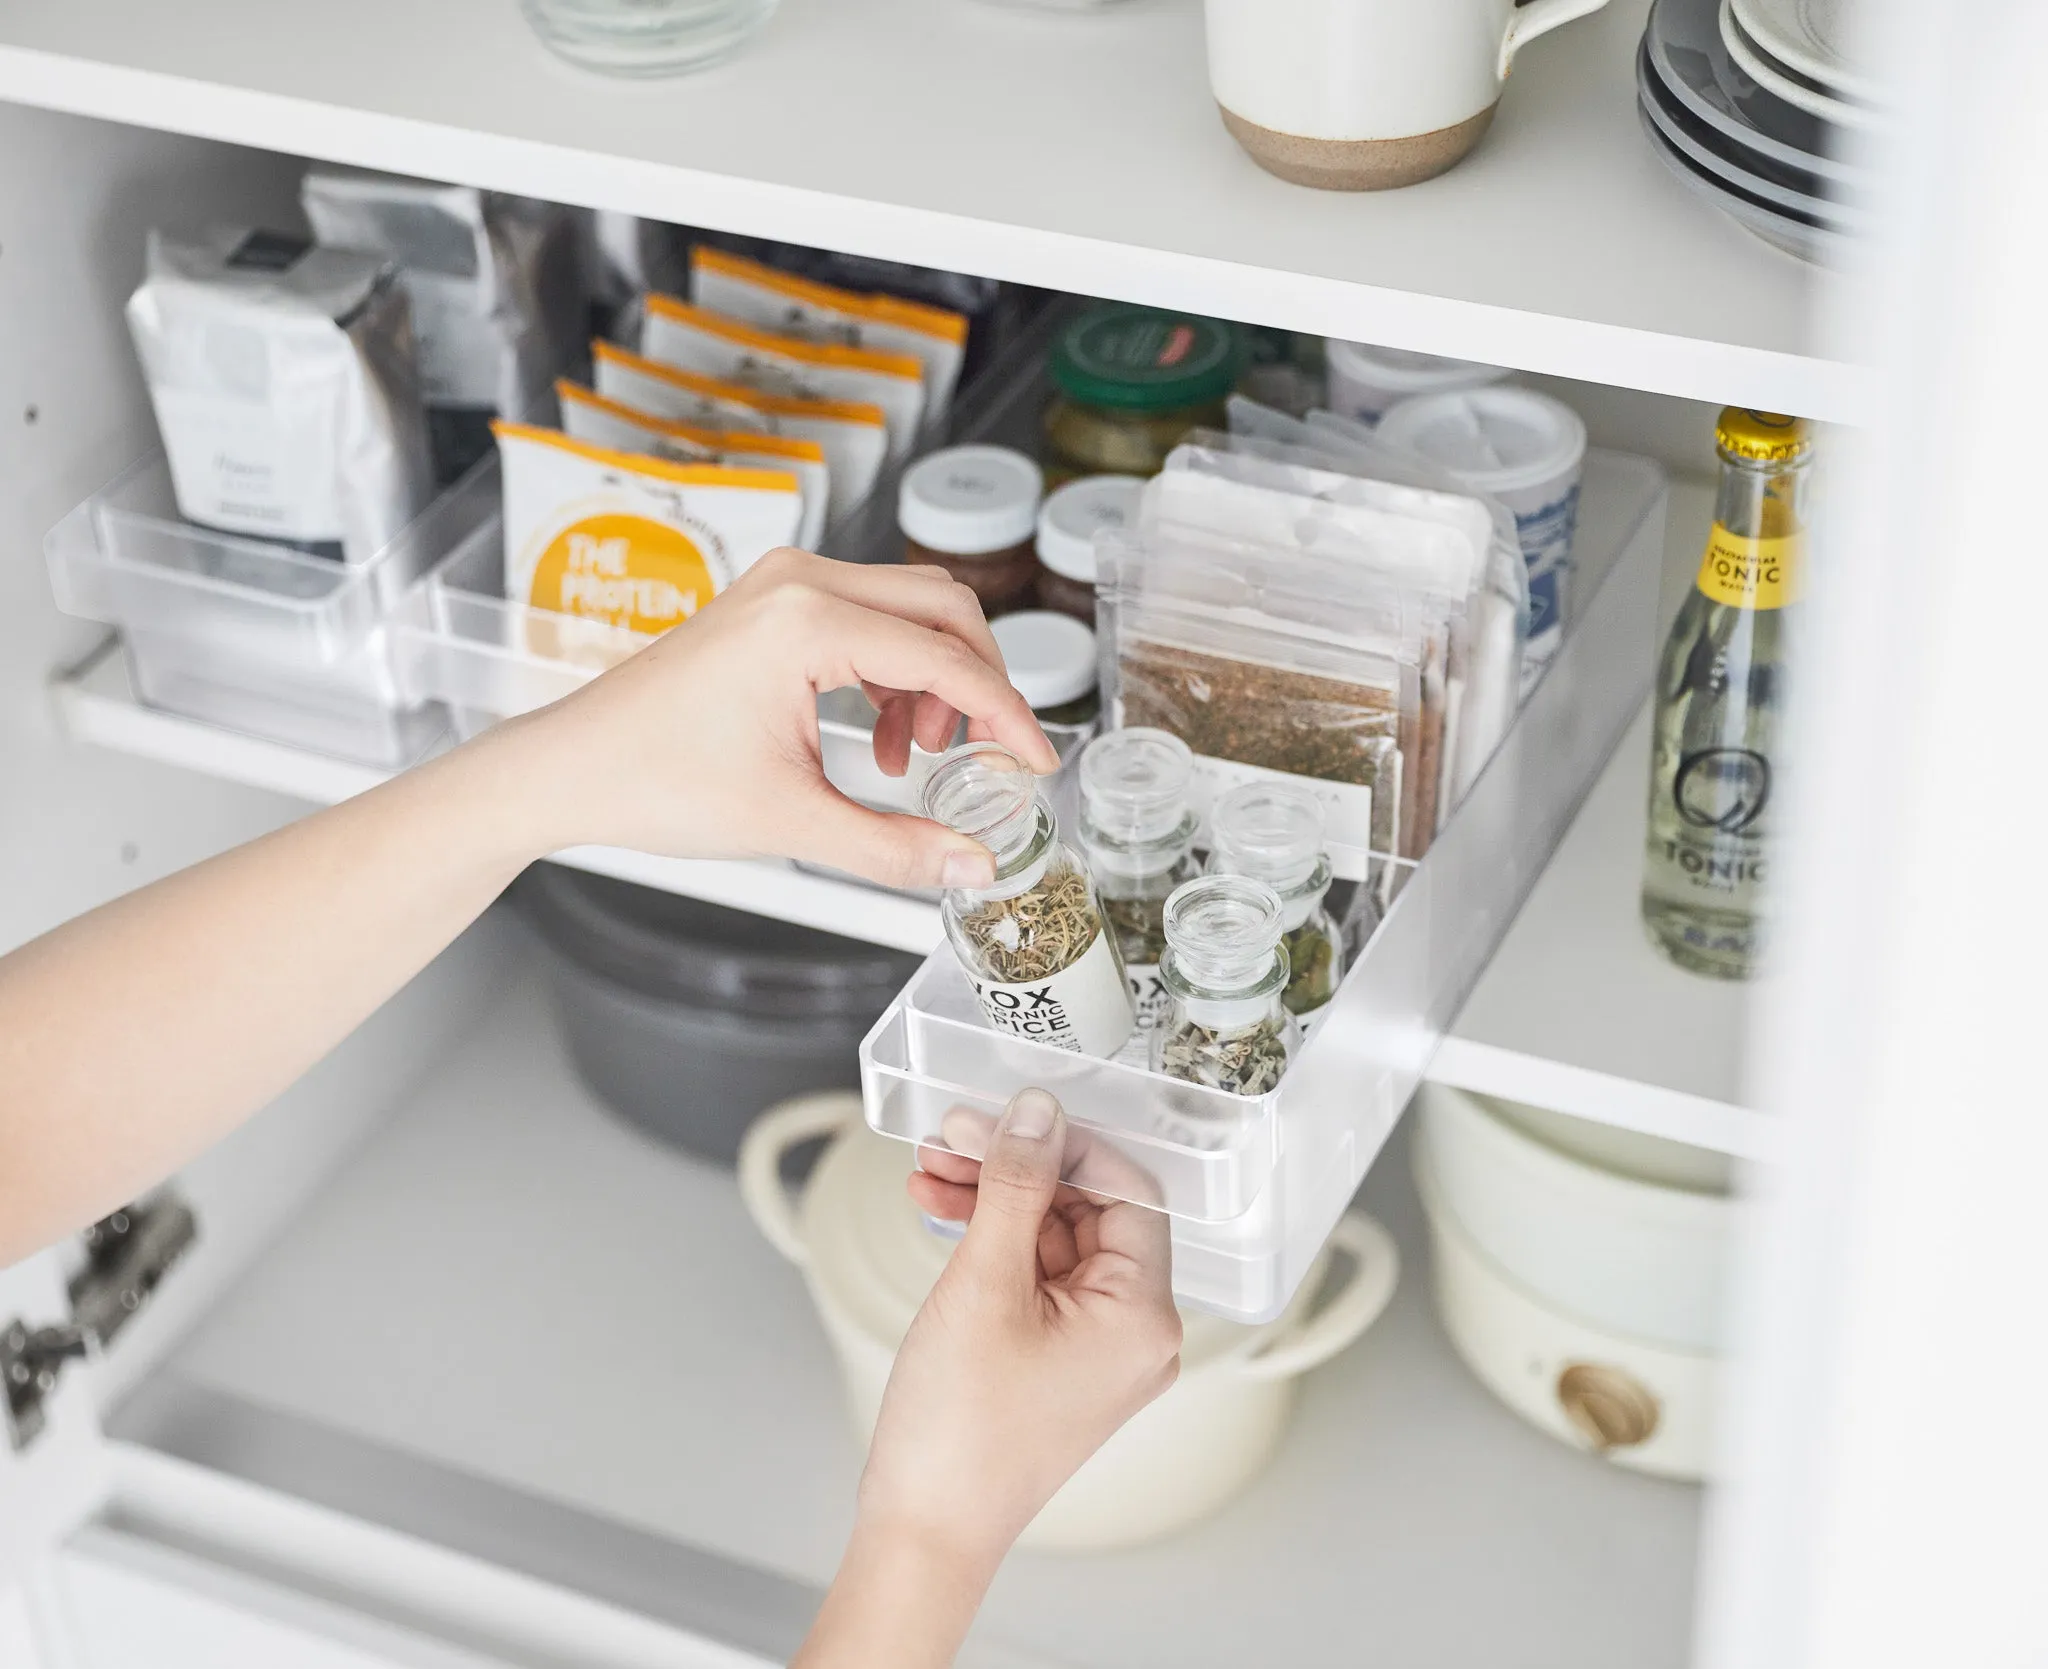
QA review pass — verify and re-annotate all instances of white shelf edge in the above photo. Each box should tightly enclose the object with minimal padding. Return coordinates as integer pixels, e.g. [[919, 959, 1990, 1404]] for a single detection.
[[50, 656, 945, 957], [52, 653, 1759, 1155], [0, 43, 1866, 422]]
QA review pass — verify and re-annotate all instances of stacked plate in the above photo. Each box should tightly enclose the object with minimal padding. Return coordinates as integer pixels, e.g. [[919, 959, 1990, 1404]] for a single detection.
[[1637, 0, 1885, 264]]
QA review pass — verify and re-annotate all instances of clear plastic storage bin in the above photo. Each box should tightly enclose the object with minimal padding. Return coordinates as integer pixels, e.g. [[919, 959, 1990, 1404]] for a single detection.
[[43, 455, 491, 766], [861, 449, 1670, 1322]]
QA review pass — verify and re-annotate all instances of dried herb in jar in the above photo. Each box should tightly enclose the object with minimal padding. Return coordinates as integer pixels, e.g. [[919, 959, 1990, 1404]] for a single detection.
[[1157, 1015, 1293, 1097], [1281, 921, 1339, 1015], [957, 862, 1103, 984]]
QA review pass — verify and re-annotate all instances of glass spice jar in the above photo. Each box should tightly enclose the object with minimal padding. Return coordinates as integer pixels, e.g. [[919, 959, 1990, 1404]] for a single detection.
[[921, 742, 1135, 1058], [1042, 306, 1238, 487], [898, 445, 1044, 617], [1206, 780, 1346, 1032], [990, 610, 1101, 760], [1034, 473, 1144, 625], [1077, 728, 1201, 1047], [1154, 875, 1299, 1097]]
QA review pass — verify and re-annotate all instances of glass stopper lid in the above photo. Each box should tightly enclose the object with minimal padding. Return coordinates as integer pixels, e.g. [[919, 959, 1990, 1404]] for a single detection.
[[1080, 728, 1194, 843], [1163, 874, 1285, 987], [919, 742, 1040, 860], [1208, 780, 1326, 889]]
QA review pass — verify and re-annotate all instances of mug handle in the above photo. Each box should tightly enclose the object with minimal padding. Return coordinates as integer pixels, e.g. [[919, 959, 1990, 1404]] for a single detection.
[[736, 1091, 863, 1268], [1237, 1213, 1401, 1382], [1499, 0, 1611, 79]]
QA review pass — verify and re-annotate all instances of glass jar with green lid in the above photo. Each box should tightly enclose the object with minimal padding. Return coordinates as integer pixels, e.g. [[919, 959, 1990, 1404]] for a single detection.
[[1043, 306, 1238, 486]]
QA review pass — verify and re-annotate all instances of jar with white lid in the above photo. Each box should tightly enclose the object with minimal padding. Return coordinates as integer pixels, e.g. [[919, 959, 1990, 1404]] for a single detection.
[[1154, 875, 1299, 1096], [1206, 780, 1345, 1031], [1077, 728, 1201, 1044], [1322, 339, 1511, 426], [898, 444, 1044, 618], [920, 742, 1134, 1059], [1376, 386, 1588, 691], [1034, 473, 1144, 625]]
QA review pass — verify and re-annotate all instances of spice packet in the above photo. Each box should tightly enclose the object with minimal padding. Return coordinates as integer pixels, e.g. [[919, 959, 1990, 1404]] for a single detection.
[[302, 168, 585, 482], [1097, 520, 1414, 864], [557, 379, 828, 550], [642, 295, 926, 459], [495, 422, 801, 633], [591, 342, 881, 526], [126, 226, 434, 566], [592, 340, 885, 522], [688, 245, 969, 426]]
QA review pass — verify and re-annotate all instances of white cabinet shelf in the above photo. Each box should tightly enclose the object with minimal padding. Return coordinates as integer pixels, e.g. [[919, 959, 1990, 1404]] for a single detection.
[[127, 969, 1703, 1669], [0, 0, 1855, 417]]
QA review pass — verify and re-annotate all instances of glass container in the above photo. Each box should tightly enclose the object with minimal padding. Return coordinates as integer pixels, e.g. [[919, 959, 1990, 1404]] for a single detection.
[[1641, 408, 1809, 979], [1034, 473, 1143, 625], [520, 0, 778, 77], [1077, 729, 1202, 1044], [920, 742, 1134, 1058], [1206, 780, 1346, 1029], [1042, 306, 1237, 486], [898, 445, 1044, 617], [1153, 875, 1299, 1096]]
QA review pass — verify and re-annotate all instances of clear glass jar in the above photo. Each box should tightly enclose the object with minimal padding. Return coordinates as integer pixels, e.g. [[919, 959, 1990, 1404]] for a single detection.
[[899, 446, 1044, 619], [1042, 306, 1237, 487], [519, 0, 778, 76], [1206, 780, 1345, 1029], [1077, 729, 1201, 1044], [1153, 875, 1299, 1096], [921, 742, 1134, 1059]]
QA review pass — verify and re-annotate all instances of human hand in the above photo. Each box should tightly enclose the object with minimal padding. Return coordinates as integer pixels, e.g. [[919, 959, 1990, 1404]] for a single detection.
[[859, 1088, 1183, 1580], [495, 549, 1058, 890]]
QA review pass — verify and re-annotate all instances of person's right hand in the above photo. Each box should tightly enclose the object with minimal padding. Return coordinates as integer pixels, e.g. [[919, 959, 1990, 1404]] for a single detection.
[[490, 548, 1058, 891]]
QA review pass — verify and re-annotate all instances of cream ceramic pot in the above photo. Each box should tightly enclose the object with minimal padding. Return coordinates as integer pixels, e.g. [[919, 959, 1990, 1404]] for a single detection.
[[1205, 0, 1613, 190], [740, 1093, 1398, 1552]]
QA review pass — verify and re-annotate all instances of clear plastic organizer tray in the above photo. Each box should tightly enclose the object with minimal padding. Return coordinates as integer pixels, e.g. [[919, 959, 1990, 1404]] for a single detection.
[[396, 305, 1068, 805], [861, 449, 1670, 1323], [44, 455, 496, 766]]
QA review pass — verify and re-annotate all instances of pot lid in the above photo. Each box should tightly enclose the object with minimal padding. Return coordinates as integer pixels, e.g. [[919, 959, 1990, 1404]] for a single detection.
[[799, 1120, 1263, 1368]]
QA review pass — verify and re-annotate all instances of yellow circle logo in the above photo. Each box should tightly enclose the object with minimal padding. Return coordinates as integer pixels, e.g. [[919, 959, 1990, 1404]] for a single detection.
[[528, 513, 715, 634]]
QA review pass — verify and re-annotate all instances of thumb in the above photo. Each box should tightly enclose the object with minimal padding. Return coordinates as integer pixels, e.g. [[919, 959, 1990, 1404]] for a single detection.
[[784, 789, 996, 892], [958, 1089, 1065, 1284]]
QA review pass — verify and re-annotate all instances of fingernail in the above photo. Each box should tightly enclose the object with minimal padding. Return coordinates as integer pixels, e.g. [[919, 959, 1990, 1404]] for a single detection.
[[1002, 1088, 1058, 1141], [940, 849, 995, 890]]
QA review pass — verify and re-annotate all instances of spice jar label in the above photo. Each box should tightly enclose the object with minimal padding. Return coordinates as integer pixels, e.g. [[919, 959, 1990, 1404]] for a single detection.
[[1695, 531, 1803, 611], [965, 935, 1134, 1058], [1127, 963, 1171, 1036], [1187, 758, 1377, 864]]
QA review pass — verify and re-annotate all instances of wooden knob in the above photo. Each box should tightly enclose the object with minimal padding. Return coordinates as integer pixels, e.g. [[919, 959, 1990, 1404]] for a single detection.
[[1556, 1362, 1662, 1451]]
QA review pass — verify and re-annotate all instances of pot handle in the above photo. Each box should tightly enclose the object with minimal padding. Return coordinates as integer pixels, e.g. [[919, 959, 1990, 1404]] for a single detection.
[[736, 1091, 863, 1269], [1236, 1213, 1401, 1382]]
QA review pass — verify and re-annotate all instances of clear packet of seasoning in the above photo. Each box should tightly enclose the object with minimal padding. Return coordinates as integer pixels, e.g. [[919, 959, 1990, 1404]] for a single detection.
[[592, 339, 886, 522], [641, 295, 926, 460], [1095, 518, 1415, 865], [689, 244, 969, 427], [1224, 399, 1527, 828], [125, 226, 434, 568], [495, 422, 801, 634], [557, 378, 828, 550], [301, 168, 586, 483]]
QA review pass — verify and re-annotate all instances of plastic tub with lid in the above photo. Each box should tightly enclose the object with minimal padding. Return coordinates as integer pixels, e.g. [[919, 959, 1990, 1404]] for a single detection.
[[1322, 339, 1511, 426], [514, 866, 923, 1164]]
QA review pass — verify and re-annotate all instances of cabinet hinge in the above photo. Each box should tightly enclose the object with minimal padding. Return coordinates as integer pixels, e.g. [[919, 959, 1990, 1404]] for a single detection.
[[3, 1191, 198, 1452]]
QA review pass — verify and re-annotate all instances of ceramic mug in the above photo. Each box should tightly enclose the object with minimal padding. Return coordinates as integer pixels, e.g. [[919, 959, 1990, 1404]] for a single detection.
[[1205, 0, 1614, 190]]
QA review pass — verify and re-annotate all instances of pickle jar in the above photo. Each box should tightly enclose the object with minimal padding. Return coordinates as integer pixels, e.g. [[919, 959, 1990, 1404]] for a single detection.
[[1154, 874, 1299, 1097], [1042, 306, 1238, 487], [920, 742, 1135, 1059], [1077, 728, 1201, 1043], [1206, 780, 1345, 1031]]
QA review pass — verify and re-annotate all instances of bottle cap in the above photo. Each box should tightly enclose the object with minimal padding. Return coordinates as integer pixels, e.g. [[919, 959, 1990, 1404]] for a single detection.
[[1035, 474, 1144, 584], [1050, 306, 1238, 413], [1375, 387, 1588, 497], [1208, 780, 1327, 892], [990, 611, 1097, 712], [1163, 874, 1285, 989], [1715, 409, 1811, 465], [919, 742, 1041, 865], [899, 445, 1043, 556], [1080, 728, 1194, 845]]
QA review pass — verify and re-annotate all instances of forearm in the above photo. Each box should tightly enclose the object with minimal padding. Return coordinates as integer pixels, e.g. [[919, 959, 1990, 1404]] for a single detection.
[[794, 1522, 997, 1669], [0, 715, 566, 1264]]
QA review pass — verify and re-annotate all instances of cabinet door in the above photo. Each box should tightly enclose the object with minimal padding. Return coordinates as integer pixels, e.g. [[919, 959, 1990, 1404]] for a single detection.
[[0, 1254, 110, 1589]]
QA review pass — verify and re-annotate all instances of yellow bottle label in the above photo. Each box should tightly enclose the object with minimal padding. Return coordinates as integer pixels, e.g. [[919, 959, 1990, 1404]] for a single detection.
[[1696, 528, 1802, 610]]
